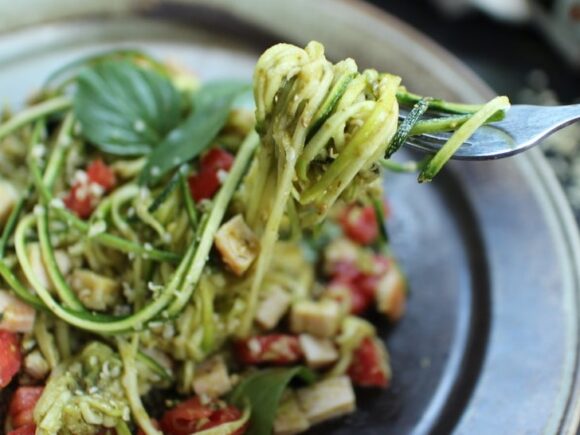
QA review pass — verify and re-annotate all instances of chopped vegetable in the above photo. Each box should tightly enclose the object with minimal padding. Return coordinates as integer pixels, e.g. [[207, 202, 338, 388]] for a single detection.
[[339, 204, 380, 245], [160, 396, 246, 435], [188, 148, 235, 202], [0, 330, 21, 388], [7, 424, 36, 435], [347, 337, 391, 388], [235, 335, 303, 366], [9, 386, 44, 429]]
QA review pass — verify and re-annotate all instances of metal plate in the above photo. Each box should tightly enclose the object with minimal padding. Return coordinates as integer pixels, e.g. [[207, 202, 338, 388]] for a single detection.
[[0, 1, 578, 434]]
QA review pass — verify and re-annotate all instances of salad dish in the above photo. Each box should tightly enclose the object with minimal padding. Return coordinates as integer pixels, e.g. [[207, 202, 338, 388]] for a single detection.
[[0, 40, 514, 435]]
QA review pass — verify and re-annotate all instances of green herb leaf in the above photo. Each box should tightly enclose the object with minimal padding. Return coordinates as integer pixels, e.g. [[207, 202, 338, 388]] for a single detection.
[[140, 80, 251, 185], [74, 60, 182, 156], [229, 367, 316, 435]]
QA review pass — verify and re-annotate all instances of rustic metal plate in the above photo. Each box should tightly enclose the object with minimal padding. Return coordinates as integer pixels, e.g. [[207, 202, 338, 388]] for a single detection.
[[0, 1, 578, 433]]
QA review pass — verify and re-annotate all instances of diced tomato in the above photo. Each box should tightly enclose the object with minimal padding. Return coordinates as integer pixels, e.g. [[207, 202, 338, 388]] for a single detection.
[[330, 260, 360, 284], [137, 418, 160, 435], [9, 386, 44, 429], [339, 204, 380, 245], [64, 160, 116, 219], [326, 280, 372, 315], [0, 330, 21, 388], [347, 337, 390, 388], [235, 334, 303, 366], [7, 424, 36, 435], [188, 148, 234, 202], [355, 255, 391, 299], [201, 148, 235, 174], [160, 397, 245, 435], [327, 254, 391, 314], [63, 184, 95, 219], [86, 159, 116, 192]]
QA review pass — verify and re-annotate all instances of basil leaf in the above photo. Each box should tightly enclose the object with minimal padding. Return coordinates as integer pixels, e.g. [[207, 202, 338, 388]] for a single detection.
[[229, 367, 316, 435], [140, 80, 251, 185], [74, 60, 182, 156]]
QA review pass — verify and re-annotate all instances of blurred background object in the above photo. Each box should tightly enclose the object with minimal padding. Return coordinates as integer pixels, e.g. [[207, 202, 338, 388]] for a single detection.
[[372, 0, 580, 221]]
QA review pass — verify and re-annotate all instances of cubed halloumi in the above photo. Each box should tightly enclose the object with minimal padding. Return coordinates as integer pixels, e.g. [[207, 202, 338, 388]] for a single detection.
[[274, 391, 310, 435], [323, 238, 359, 273], [24, 350, 50, 380], [193, 355, 232, 398], [0, 179, 18, 226], [255, 285, 291, 330], [0, 289, 36, 333], [296, 376, 356, 425], [299, 334, 338, 369], [290, 300, 341, 338], [70, 269, 120, 311], [26, 244, 71, 291], [376, 267, 406, 321], [214, 214, 259, 276]]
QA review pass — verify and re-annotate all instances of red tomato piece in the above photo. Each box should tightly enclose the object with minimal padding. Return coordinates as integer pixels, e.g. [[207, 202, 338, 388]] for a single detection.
[[188, 148, 234, 202], [63, 184, 95, 219], [355, 255, 391, 299], [199, 405, 246, 434], [0, 330, 21, 388], [86, 159, 116, 191], [161, 397, 245, 435], [201, 148, 235, 173], [339, 204, 379, 245], [326, 280, 372, 315], [235, 334, 303, 366], [9, 387, 44, 429], [347, 337, 390, 388], [7, 424, 36, 435], [330, 260, 360, 283]]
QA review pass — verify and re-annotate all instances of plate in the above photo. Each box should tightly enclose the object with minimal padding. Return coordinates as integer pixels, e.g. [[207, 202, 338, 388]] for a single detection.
[[0, 1, 578, 433]]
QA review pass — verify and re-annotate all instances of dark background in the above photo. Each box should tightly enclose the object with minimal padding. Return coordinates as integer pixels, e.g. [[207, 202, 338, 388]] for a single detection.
[[371, 0, 580, 222], [371, 0, 579, 103]]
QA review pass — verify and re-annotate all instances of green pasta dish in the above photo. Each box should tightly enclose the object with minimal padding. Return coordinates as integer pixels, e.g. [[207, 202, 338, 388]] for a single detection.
[[0, 42, 509, 435]]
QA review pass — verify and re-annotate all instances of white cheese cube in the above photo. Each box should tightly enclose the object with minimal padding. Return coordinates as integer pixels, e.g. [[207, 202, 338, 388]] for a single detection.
[[296, 376, 356, 425], [0, 179, 18, 226], [193, 355, 232, 398], [24, 350, 50, 380], [255, 285, 291, 330], [323, 238, 359, 273], [70, 269, 120, 311], [214, 214, 259, 276], [274, 391, 310, 435], [0, 289, 36, 333], [299, 334, 339, 369], [376, 266, 406, 321], [290, 300, 341, 338]]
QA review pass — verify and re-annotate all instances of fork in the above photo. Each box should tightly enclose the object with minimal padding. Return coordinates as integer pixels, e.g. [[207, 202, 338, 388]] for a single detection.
[[403, 104, 580, 160]]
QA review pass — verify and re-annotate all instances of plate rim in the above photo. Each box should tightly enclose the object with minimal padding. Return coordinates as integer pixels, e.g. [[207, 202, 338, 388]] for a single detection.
[[0, 0, 578, 433]]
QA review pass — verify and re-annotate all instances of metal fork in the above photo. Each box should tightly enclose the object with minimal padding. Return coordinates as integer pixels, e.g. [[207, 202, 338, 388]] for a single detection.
[[403, 104, 580, 160]]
